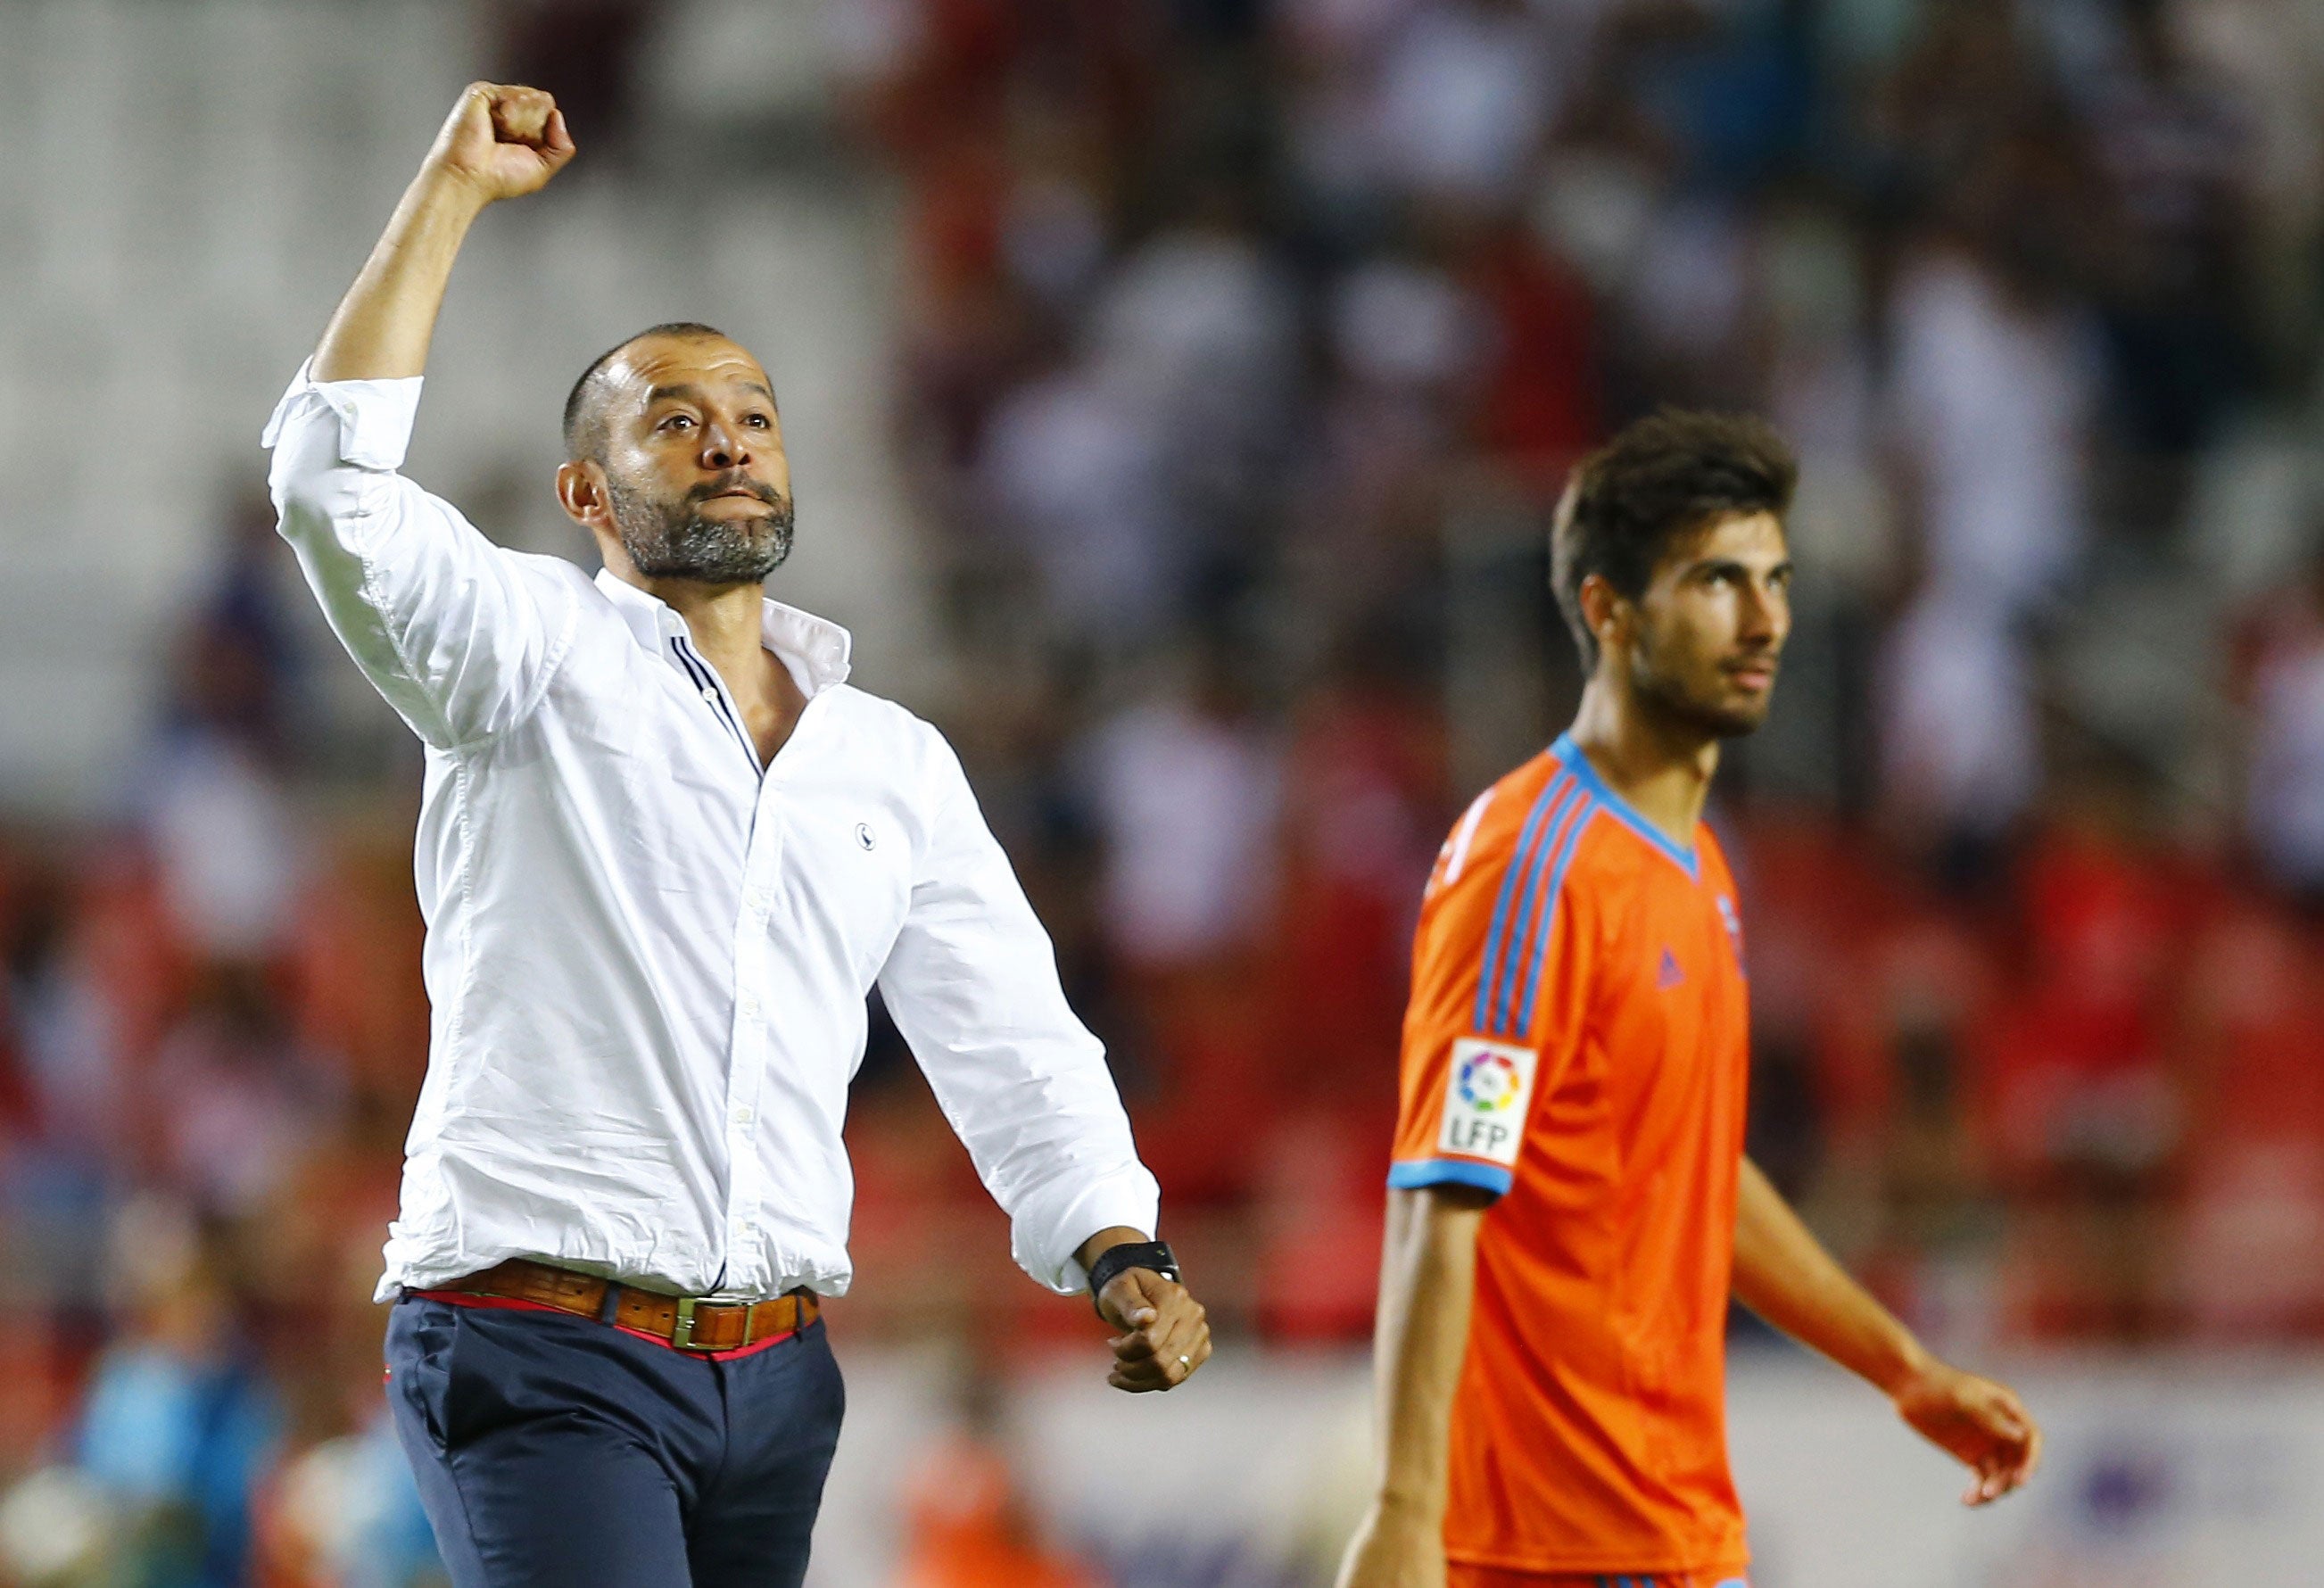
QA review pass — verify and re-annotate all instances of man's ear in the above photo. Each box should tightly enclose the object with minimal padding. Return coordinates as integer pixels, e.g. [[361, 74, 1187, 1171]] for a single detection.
[[1577, 573, 1628, 660], [556, 459, 608, 529]]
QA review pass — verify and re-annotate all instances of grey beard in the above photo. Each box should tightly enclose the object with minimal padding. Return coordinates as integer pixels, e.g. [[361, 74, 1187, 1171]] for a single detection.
[[612, 483, 796, 584]]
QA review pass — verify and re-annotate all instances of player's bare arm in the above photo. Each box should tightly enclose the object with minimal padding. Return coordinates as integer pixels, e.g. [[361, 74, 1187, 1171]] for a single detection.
[[1335, 1186, 1491, 1588], [1731, 1156, 2041, 1505], [1075, 1226, 1212, 1393], [313, 83, 574, 383]]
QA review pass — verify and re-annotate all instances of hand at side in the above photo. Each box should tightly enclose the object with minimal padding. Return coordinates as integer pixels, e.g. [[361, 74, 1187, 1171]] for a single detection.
[[1892, 1359, 2043, 1506], [1096, 1267, 1211, 1393]]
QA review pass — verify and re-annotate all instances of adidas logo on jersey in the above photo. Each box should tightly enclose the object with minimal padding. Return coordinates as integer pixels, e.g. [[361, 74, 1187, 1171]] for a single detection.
[[1657, 947, 1684, 988]]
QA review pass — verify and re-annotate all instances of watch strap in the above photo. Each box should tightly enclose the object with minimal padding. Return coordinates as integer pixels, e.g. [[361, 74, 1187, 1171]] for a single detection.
[[1087, 1239, 1179, 1316]]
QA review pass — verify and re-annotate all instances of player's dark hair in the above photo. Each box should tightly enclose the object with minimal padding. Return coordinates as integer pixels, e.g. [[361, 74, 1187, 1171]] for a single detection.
[[561, 321, 732, 463], [1551, 409, 1798, 670]]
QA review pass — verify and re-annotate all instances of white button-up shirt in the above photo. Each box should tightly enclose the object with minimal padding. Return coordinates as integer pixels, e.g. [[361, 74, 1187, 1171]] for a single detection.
[[262, 364, 1159, 1303]]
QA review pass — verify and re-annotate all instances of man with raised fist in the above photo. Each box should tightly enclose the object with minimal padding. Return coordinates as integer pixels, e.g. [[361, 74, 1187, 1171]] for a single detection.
[[265, 85, 1209, 1587]]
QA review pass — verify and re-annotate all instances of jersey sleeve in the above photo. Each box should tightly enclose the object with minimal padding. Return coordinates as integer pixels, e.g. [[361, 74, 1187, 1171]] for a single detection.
[[1390, 780, 1596, 1198]]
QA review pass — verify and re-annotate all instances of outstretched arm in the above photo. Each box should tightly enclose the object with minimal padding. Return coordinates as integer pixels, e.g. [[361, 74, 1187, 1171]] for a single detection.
[[314, 82, 572, 380], [1733, 1156, 2040, 1505], [1335, 1185, 1491, 1588]]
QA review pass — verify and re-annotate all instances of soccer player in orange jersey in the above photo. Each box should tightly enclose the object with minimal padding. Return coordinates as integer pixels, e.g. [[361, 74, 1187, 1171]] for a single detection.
[[1336, 413, 2040, 1588]]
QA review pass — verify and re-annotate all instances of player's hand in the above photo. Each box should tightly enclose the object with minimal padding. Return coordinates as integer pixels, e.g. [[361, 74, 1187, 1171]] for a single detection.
[[1334, 1501, 1446, 1588], [1892, 1358, 2042, 1505], [1096, 1266, 1211, 1392], [421, 83, 575, 207]]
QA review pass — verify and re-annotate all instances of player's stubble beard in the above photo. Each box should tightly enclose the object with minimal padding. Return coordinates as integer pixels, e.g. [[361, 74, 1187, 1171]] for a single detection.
[[1626, 625, 1778, 742], [608, 468, 795, 584]]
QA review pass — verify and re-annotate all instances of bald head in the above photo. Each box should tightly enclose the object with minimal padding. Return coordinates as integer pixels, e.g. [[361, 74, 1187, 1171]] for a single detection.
[[562, 321, 733, 464]]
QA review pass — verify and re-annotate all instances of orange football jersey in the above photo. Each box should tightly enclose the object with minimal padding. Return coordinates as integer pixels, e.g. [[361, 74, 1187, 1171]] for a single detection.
[[1391, 734, 1753, 1578]]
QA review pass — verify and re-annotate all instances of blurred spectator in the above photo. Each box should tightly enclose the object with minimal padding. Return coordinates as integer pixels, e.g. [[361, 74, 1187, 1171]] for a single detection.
[[2171, 904, 2324, 1337], [148, 964, 340, 1220], [894, 1374, 1096, 1588], [980, 360, 1179, 644], [1081, 650, 1283, 973], [1073, 646, 1283, 1201], [1984, 766, 2190, 1339], [1371, 0, 1562, 210], [255, 1416, 442, 1588], [1887, 232, 2095, 616], [2080, 0, 2257, 454], [1874, 590, 2041, 882], [2239, 548, 2324, 905], [69, 1199, 281, 1588], [142, 488, 313, 964], [1269, 644, 1444, 1105]]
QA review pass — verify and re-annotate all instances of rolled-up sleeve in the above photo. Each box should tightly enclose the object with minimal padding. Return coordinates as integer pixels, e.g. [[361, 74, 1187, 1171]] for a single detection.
[[877, 731, 1162, 1294], [261, 361, 578, 749]]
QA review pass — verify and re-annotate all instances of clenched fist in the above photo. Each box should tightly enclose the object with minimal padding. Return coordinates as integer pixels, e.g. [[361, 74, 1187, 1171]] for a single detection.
[[422, 83, 575, 207], [1096, 1266, 1212, 1393]]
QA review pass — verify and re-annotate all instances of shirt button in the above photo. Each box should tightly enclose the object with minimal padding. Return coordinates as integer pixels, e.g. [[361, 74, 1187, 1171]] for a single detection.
[[740, 996, 760, 1019], [731, 1104, 755, 1126], [748, 886, 773, 910], [700, 686, 719, 704]]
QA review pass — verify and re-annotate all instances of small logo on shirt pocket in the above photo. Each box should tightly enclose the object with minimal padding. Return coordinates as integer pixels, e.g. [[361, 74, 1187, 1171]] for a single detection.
[[855, 823, 877, 851]]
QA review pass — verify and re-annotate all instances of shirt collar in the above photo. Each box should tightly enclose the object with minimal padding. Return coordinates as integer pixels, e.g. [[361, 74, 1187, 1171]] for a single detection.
[[1549, 732, 1701, 881], [592, 568, 854, 696]]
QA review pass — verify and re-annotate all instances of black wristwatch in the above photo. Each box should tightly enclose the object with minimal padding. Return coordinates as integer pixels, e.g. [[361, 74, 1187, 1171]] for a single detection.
[[1087, 1239, 1180, 1316]]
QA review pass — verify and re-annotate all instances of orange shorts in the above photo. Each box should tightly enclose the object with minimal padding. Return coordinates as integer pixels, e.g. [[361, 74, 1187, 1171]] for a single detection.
[[1448, 1568, 1749, 1588]]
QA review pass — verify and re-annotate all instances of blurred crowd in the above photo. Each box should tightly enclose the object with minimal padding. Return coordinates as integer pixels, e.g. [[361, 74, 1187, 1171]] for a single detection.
[[8, 0, 2324, 1583], [844, 0, 2324, 1353]]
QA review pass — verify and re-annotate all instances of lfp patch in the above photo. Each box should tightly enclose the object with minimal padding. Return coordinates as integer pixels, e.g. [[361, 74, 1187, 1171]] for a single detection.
[[1436, 1038, 1539, 1167]]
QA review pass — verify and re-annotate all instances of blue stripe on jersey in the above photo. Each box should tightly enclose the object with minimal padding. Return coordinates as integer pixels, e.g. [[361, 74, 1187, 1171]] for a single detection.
[[1471, 772, 1571, 1033], [1487, 790, 1599, 1037], [1487, 781, 1580, 1032], [1510, 798, 1599, 1042], [1552, 732, 1700, 881], [1386, 1159, 1514, 1196]]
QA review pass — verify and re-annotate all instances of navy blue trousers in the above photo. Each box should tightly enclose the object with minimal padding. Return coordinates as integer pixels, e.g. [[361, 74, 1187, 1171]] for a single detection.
[[385, 1296, 844, 1588]]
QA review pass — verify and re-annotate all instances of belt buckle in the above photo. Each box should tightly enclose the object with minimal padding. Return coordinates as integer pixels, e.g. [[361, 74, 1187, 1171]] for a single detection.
[[672, 1294, 716, 1352]]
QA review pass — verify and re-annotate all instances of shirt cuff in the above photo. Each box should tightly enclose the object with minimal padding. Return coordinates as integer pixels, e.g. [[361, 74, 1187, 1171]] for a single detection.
[[1387, 1158, 1512, 1197], [260, 358, 425, 471], [1018, 1164, 1163, 1295]]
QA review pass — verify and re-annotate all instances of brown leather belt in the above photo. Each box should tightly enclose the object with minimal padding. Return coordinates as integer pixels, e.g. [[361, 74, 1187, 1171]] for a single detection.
[[431, 1258, 819, 1352]]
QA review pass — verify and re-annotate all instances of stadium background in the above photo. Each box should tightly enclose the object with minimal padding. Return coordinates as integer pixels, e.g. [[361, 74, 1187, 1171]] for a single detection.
[[2, 0, 2323, 1583]]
